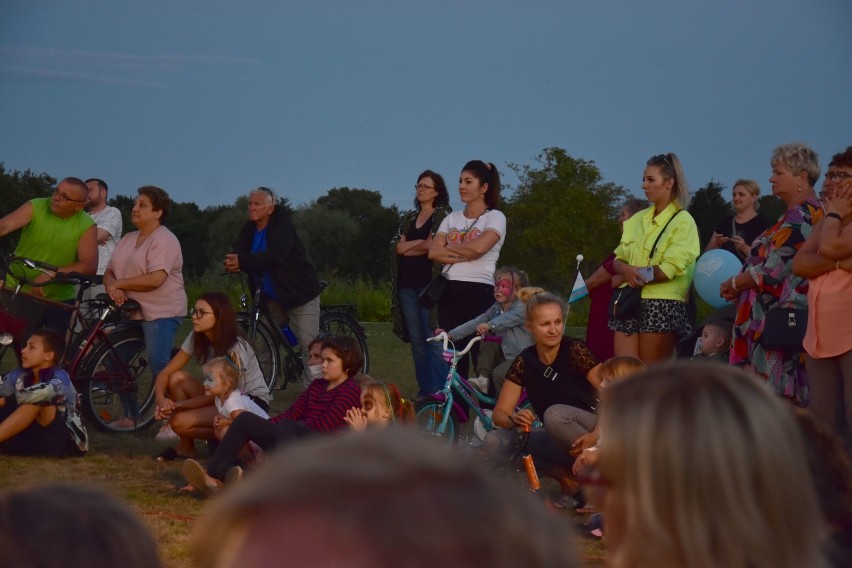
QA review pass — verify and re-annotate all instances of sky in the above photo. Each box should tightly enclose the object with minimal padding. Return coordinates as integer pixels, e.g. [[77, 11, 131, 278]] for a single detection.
[[1, 0, 851, 213]]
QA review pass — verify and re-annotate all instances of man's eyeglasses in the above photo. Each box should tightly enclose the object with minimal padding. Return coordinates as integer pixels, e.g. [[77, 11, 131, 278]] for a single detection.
[[53, 188, 86, 204], [190, 307, 213, 318], [826, 172, 851, 182], [647, 154, 673, 169], [415, 183, 436, 191]]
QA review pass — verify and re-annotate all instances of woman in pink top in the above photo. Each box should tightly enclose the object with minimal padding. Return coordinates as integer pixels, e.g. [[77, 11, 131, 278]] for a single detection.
[[793, 146, 852, 455], [103, 186, 187, 429]]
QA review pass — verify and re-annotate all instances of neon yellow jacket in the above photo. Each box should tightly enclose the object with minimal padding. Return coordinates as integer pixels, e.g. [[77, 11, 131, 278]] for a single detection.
[[614, 202, 699, 301]]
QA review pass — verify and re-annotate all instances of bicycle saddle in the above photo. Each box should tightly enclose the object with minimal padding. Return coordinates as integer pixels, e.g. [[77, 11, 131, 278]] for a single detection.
[[95, 293, 141, 314]]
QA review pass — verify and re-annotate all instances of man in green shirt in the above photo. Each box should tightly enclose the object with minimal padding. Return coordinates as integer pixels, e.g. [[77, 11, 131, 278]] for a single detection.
[[0, 177, 98, 331]]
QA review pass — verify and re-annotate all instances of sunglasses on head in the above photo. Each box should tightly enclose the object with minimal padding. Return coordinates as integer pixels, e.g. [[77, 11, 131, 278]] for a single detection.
[[647, 154, 673, 168]]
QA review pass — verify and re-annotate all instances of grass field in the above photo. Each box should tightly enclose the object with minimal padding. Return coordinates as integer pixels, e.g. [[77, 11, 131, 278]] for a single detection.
[[0, 321, 605, 567]]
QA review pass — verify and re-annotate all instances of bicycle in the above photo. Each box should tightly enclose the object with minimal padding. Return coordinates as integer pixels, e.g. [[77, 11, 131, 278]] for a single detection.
[[415, 332, 536, 444], [0, 254, 155, 433], [234, 276, 369, 392]]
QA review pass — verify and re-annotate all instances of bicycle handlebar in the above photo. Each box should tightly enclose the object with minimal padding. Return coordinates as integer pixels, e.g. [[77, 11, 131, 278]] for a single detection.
[[428, 332, 500, 357], [2, 255, 102, 288]]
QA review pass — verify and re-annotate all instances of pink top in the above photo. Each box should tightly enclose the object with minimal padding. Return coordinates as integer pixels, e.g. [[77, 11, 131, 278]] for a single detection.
[[108, 225, 187, 320], [803, 268, 852, 358]]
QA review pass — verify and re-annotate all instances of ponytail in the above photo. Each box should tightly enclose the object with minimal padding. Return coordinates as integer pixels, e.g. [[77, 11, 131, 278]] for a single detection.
[[462, 160, 501, 209]]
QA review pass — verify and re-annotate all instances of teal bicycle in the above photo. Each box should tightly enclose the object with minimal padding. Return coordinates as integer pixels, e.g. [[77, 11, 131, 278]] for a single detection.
[[415, 332, 536, 444]]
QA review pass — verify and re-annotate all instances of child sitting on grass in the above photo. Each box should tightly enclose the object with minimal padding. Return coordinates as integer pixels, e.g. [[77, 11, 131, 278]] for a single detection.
[[691, 322, 732, 363], [439, 266, 532, 393], [344, 380, 414, 430], [0, 329, 85, 457], [204, 356, 270, 440]]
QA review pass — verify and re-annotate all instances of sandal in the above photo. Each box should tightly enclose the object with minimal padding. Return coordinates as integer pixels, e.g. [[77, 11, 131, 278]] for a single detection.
[[154, 447, 180, 462], [182, 459, 220, 497]]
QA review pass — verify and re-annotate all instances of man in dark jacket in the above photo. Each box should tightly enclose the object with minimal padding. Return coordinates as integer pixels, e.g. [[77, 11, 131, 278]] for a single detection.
[[224, 187, 321, 386]]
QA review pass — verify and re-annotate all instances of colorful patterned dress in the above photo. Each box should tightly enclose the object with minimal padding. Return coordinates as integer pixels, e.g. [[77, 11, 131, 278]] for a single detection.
[[730, 199, 823, 406]]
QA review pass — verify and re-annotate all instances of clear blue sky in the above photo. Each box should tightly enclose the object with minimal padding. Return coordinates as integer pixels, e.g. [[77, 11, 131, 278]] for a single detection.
[[2, 1, 850, 212]]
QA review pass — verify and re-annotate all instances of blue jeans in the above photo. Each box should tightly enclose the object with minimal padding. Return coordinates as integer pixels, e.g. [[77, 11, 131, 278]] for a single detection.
[[126, 317, 181, 417], [399, 286, 445, 395]]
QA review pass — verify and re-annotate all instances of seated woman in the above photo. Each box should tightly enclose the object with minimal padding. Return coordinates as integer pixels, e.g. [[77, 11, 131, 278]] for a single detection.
[[154, 292, 271, 461], [592, 361, 827, 568], [182, 335, 363, 495], [0, 330, 80, 457], [483, 288, 601, 505], [440, 266, 532, 393]]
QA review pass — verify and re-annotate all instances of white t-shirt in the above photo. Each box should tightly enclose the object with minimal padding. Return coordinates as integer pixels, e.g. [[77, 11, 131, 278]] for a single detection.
[[215, 390, 269, 420], [436, 209, 506, 285], [181, 332, 272, 403], [89, 206, 123, 276]]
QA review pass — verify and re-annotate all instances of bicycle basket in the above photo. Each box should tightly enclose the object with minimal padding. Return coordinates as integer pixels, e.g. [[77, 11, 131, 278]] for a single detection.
[[0, 287, 51, 343]]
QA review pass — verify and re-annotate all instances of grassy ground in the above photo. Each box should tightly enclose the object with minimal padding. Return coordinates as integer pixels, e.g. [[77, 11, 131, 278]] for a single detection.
[[0, 321, 605, 567]]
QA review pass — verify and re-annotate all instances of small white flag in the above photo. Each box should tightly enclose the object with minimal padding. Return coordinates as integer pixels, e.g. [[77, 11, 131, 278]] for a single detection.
[[568, 271, 588, 303]]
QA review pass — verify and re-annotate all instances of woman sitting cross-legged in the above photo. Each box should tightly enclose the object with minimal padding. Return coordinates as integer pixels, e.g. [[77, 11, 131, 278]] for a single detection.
[[182, 335, 363, 495], [153, 292, 271, 461]]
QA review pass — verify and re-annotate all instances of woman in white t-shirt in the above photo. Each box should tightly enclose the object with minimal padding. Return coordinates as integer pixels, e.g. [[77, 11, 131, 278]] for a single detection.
[[429, 160, 506, 378], [152, 291, 271, 461]]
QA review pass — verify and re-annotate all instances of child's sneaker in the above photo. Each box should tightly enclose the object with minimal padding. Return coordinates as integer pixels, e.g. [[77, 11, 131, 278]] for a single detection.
[[155, 422, 178, 442], [468, 375, 490, 392]]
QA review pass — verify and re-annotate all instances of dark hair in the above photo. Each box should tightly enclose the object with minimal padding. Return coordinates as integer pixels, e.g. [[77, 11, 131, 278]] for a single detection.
[[0, 483, 164, 568], [320, 336, 364, 376], [829, 146, 852, 170], [31, 329, 66, 365], [60, 177, 89, 201], [622, 197, 649, 216], [192, 292, 240, 362], [137, 186, 171, 223], [85, 178, 109, 193], [462, 160, 501, 209], [415, 170, 450, 209]]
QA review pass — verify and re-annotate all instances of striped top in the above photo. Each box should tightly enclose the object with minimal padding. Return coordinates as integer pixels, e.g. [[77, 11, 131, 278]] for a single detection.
[[272, 377, 361, 432]]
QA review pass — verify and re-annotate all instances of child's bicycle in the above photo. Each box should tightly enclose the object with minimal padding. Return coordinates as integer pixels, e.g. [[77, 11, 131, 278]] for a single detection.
[[415, 332, 536, 444], [0, 254, 154, 433]]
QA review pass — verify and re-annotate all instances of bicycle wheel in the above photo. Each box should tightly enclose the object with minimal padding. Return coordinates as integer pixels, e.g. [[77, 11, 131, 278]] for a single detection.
[[237, 315, 280, 391], [320, 311, 369, 372], [78, 328, 156, 432], [415, 399, 458, 444]]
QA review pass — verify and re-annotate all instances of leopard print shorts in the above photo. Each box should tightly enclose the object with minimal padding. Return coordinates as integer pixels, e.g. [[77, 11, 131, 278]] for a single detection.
[[608, 299, 691, 336]]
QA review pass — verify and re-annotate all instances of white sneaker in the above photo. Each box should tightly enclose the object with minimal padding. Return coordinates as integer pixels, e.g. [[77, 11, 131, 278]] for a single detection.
[[468, 375, 490, 393], [155, 422, 179, 442]]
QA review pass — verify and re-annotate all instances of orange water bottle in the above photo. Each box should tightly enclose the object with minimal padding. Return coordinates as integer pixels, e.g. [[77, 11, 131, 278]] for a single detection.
[[520, 424, 541, 491]]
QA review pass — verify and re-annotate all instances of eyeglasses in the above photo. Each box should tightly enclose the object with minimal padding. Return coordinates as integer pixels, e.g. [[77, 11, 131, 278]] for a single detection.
[[190, 307, 213, 318], [53, 188, 86, 204], [415, 184, 436, 191], [647, 154, 673, 168], [826, 172, 852, 182]]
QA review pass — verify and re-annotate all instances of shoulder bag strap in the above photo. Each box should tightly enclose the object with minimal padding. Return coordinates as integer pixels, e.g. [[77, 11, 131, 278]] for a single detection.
[[649, 210, 682, 259]]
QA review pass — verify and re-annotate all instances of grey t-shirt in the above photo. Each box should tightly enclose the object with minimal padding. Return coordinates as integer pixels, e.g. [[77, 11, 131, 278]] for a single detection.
[[181, 332, 272, 403]]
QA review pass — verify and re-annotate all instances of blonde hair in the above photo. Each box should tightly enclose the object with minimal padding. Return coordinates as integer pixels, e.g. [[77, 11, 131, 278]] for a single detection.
[[516, 287, 565, 321], [494, 266, 529, 290], [203, 357, 241, 391], [598, 356, 645, 384], [598, 362, 827, 568], [771, 142, 821, 187], [647, 152, 690, 209]]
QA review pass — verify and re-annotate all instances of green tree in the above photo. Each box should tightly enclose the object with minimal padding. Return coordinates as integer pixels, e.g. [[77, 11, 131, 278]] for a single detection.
[[757, 195, 785, 224], [501, 147, 628, 292], [688, 180, 730, 247], [293, 204, 360, 277]]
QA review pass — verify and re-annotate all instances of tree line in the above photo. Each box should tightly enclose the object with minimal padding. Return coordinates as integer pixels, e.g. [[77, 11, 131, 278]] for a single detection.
[[0, 152, 786, 296]]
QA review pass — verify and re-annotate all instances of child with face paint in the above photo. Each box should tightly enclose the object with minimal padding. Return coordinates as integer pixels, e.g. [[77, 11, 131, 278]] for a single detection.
[[437, 267, 533, 393], [203, 357, 269, 442], [344, 381, 414, 431]]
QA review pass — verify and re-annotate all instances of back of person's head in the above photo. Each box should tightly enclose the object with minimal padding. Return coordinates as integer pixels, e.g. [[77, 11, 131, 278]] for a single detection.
[[597, 361, 827, 568], [320, 335, 364, 376], [516, 287, 565, 321], [0, 483, 163, 568], [461, 160, 501, 209], [598, 356, 645, 385], [31, 329, 65, 365], [622, 197, 649, 217], [191, 429, 579, 568]]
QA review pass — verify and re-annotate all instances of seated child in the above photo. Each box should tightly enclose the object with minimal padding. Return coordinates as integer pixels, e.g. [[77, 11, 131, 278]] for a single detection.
[[691, 322, 732, 363], [344, 380, 414, 431], [183, 336, 363, 495], [441, 266, 533, 393], [0, 329, 85, 457], [204, 356, 270, 441]]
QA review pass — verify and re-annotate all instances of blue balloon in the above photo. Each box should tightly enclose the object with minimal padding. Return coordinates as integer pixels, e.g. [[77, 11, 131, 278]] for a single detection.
[[693, 250, 742, 309]]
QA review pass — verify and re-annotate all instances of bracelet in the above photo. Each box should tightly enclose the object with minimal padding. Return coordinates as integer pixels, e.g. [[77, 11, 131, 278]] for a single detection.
[[826, 212, 842, 221], [730, 276, 738, 291]]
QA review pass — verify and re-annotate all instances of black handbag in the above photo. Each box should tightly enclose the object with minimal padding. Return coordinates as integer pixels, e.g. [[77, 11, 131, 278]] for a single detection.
[[418, 272, 448, 309], [761, 307, 807, 351], [610, 286, 641, 320]]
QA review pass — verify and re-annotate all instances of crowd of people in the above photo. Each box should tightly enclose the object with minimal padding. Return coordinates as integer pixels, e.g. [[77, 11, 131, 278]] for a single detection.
[[1, 146, 852, 566]]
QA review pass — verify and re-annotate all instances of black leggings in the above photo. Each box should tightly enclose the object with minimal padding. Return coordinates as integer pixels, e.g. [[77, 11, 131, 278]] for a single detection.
[[437, 280, 495, 379], [206, 412, 314, 481]]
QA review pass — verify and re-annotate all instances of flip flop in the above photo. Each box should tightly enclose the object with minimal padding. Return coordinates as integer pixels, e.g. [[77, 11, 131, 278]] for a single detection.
[[154, 447, 179, 462], [182, 459, 220, 497]]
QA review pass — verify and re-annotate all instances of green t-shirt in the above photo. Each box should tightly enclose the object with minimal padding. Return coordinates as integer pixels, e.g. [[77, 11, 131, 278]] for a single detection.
[[8, 198, 94, 301]]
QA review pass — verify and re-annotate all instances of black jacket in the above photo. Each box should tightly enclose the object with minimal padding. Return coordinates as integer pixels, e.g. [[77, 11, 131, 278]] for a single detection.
[[234, 207, 320, 310]]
